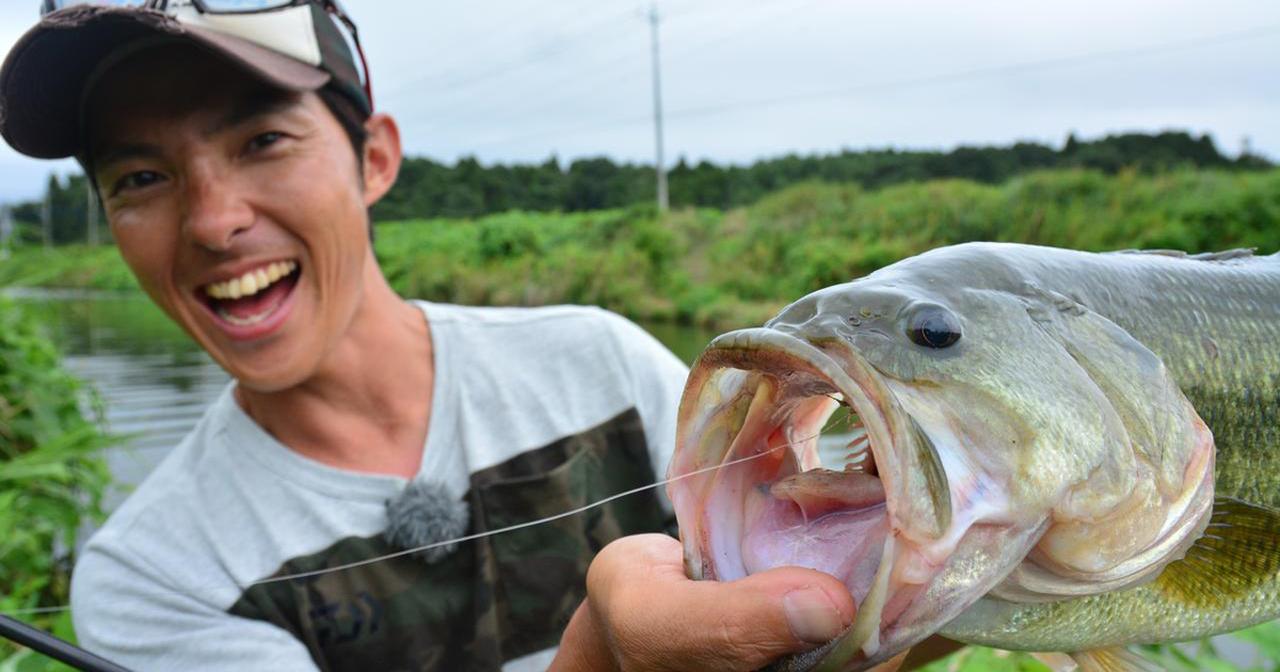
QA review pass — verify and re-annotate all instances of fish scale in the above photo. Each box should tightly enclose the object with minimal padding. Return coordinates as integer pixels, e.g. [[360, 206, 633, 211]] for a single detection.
[[939, 247, 1280, 652]]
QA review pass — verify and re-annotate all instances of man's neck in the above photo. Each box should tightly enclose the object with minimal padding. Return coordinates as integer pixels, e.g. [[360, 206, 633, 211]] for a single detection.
[[235, 265, 434, 480]]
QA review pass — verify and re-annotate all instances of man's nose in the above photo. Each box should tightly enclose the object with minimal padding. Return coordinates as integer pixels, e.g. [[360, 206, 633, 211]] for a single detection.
[[181, 166, 254, 251]]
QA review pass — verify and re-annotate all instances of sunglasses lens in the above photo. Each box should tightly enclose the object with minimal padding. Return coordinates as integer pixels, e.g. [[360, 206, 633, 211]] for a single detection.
[[42, 0, 147, 16], [200, 0, 294, 11]]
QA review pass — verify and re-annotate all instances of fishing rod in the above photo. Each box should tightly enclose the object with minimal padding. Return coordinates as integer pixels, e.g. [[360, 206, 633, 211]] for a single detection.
[[0, 615, 131, 672]]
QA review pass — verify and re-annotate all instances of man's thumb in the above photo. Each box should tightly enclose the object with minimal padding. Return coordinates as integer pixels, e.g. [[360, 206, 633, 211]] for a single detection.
[[585, 534, 856, 671], [695, 566, 856, 666]]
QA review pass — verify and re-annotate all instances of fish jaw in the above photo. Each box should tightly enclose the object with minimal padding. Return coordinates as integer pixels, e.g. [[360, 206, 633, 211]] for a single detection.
[[667, 328, 1041, 670]]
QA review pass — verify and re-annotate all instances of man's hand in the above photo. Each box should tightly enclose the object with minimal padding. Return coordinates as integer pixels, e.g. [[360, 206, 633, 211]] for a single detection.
[[551, 533, 855, 672]]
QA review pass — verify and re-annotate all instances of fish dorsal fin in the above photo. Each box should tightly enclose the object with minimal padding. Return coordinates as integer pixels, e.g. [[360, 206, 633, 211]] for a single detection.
[[1105, 248, 1255, 262], [1066, 646, 1162, 672], [1154, 497, 1280, 608]]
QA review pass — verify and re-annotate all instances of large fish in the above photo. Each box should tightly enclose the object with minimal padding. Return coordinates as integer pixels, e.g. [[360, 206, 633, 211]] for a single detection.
[[667, 243, 1280, 671]]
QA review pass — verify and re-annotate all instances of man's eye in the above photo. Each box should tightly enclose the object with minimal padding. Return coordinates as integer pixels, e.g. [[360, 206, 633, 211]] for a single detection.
[[110, 171, 165, 196], [247, 131, 284, 152]]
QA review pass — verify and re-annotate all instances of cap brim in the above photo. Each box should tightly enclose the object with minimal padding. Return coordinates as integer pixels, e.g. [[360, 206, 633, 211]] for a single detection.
[[0, 6, 330, 160]]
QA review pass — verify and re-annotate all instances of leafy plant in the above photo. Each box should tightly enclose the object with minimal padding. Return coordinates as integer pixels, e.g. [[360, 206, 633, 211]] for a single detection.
[[0, 296, 115, 671]]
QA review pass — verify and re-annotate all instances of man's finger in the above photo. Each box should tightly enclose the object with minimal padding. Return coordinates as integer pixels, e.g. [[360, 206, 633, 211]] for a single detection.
[[587, 534, 856, 671]]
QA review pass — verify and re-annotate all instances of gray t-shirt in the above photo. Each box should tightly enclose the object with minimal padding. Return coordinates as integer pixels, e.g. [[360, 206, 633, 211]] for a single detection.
[[70, 302, 688, 671]]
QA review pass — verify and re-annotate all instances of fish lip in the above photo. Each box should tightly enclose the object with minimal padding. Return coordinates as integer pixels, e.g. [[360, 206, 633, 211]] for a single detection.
[[672, 327, 951, 667], [690, 327, 947, 542]]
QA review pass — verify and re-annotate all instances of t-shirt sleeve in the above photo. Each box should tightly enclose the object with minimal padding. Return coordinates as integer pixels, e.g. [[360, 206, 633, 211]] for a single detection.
[[71, 539, 319, 672], [599, 310, 690, 511]]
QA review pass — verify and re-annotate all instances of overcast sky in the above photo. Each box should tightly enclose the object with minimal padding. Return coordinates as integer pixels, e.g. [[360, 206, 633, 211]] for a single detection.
[[1, 0, 1278, 203]]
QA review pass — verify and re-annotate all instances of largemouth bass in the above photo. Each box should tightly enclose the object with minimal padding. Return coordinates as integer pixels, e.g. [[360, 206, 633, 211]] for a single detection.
[[667, 243, 1280, 671]]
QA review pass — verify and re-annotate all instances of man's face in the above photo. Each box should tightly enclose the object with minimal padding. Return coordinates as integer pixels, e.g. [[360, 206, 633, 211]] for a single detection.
[[88, 44, 375, 391]]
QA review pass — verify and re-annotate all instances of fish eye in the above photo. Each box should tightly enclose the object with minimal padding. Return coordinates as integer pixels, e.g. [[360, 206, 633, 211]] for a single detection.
[[907, 307, 961, 349]]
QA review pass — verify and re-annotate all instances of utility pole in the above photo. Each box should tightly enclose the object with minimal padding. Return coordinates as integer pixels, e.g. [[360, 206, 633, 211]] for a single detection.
[[648, 1, 668, 213], [86, 178, 99, 246], [0, 204, 12, 260], [42, 179, 52, 249]]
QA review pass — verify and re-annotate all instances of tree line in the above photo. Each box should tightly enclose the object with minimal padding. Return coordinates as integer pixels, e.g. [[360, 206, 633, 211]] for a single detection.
[[6, 130, 1271, 246], [372, 131, 1269, 220]]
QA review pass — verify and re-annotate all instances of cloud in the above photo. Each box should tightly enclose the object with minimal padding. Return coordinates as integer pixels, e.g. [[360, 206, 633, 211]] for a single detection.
[[1, 0, 1277, 202]]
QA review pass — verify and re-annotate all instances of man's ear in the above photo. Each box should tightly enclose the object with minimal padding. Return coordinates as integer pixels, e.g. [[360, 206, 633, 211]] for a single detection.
[[361, 113, 402, 207]]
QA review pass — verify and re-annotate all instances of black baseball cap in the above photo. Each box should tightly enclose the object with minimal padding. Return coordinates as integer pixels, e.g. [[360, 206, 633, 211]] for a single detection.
[[0, 2, 370, 160]]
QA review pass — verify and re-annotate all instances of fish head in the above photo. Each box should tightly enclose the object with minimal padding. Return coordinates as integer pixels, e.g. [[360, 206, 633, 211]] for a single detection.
[[667, 245, 1215, 670]]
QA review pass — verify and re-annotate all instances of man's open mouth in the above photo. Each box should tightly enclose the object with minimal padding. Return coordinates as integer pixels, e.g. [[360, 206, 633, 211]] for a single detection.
[[199, 259, 301, 330]]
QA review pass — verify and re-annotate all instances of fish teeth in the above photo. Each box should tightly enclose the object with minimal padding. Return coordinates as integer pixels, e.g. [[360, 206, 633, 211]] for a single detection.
[[205, 260, 297, 300], [845, 432, 871, 470]]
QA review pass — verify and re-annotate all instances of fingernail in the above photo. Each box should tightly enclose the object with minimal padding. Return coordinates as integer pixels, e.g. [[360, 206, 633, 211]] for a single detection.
[[784, 589, 846, 644]]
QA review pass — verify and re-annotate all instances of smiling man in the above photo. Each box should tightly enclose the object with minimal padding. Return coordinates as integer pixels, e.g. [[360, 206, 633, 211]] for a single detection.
[[0, 2, 874, 671]]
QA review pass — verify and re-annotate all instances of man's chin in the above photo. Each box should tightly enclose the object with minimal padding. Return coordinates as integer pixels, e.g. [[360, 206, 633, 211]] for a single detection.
[[199, 338, 317, 395], [228, 359, 315, 395]]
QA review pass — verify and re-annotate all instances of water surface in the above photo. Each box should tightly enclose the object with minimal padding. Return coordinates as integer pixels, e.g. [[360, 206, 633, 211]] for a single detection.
[[12, 290, 720, 510]]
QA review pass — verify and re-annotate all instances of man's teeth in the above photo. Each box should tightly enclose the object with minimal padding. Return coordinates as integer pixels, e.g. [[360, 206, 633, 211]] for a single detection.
[[220, 308, 274, 327], [205, 261, 297, 300]]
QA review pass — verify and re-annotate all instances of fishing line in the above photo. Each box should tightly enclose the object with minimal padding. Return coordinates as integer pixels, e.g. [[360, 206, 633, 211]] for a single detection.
[[250, 437, 808, 586], [1, 432, 819, 618]]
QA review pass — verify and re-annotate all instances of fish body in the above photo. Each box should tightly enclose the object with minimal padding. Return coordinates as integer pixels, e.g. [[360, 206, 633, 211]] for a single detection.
[[667, 243, 1280, 670]]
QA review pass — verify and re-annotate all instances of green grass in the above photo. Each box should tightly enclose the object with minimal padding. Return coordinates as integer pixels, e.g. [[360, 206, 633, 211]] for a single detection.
[[0, 244, 138, 292], [7, 167, 1276, 330], [384, 167, 1280, 328], [918, 620, 1280, 671]]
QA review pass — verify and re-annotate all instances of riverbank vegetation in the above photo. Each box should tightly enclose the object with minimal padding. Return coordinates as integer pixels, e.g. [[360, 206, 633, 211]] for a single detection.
[[6, 131, 1271, 247], [0, 296, 114, 670], [6, 167, 1277, 330]]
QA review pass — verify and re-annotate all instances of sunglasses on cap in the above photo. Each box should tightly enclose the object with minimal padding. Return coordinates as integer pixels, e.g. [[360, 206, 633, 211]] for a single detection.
[[40, 0, 374, 110]]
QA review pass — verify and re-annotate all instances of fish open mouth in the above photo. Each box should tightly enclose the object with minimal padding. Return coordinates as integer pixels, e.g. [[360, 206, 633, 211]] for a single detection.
[[669, 328, 953, 664]]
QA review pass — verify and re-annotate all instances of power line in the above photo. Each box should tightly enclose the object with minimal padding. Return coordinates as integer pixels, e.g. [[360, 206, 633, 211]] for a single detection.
[[518, 0, 823, 124], [460, 21, 1280, 151], [394, 0, 816, 132], [379, 4, 635, 103], [390, 18, 648, 129], [662, 22, 1280, 121], [374, 0, 601, 87]]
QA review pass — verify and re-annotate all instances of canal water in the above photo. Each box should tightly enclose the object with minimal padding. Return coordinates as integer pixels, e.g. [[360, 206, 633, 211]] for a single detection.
[[10, 289, 723, 512]]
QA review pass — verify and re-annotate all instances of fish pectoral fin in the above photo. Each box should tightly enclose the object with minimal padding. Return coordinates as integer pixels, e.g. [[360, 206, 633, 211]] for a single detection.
[[1031, 652, 1077, 671], [1154, 497, 1280, 608], [1035, 647, 1161, 671], [1066, 646, 1161, 672]]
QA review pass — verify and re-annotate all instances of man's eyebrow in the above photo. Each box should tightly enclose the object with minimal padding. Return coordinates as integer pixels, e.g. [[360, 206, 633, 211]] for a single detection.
[[94, 143, 163, 172], [91, 93, 305, 172], [203, 92, 304, 138]]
